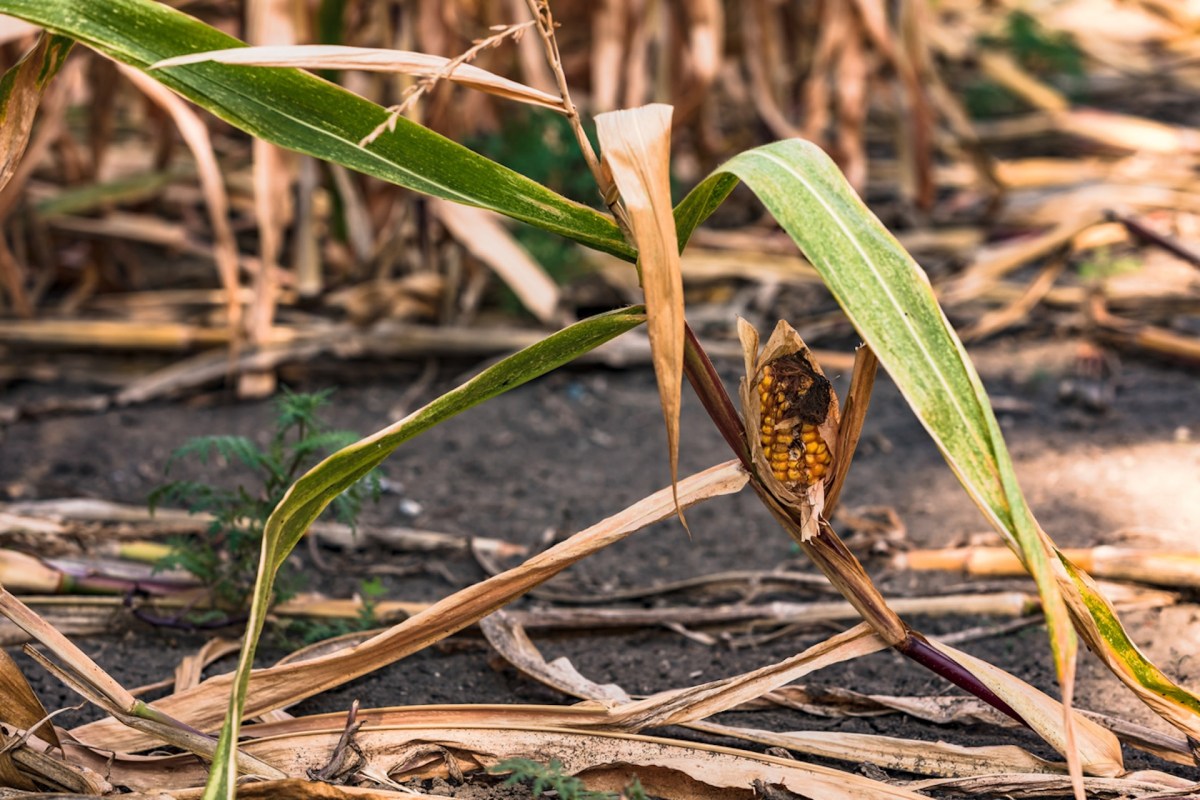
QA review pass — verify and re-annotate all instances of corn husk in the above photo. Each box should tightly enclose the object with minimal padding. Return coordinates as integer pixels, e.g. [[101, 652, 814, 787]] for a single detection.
[[737, 318, 840, 539]]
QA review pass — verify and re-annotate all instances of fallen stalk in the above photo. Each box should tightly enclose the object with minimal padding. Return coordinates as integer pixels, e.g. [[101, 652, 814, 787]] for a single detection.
[[1, 498, 524, 558], [902, 545, 1200, 590]]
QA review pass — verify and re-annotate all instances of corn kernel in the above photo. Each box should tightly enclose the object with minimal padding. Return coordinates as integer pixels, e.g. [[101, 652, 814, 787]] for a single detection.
[[755, 355, 833, 489]]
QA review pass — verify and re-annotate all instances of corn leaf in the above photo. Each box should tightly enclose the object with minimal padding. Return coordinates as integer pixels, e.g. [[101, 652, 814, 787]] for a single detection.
[[676, 139, 1200, 744], [0, 32, 72, 193], [595, 105, 686, 524], [199, 307, 644, 798], [0, 0, 632, 260]]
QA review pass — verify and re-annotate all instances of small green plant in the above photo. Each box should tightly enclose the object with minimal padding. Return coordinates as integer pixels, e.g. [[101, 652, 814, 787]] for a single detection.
[[1076, 246, 1141, 281], [150, 389, 381, 619], [966, 10, 1086, 118], [1000, 11, 1084, 78], [491, 759, 646, 800]]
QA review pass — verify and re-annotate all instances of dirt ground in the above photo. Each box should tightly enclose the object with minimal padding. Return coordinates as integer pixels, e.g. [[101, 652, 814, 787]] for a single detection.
[[2, 329, 1199, 793]]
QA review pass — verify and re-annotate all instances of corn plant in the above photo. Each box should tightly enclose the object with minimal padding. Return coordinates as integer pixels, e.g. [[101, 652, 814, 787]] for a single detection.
[[0, 2, 1197, 799]]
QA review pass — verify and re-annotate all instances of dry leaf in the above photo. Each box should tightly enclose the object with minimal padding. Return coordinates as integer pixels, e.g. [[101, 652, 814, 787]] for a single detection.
[[152, 45, 564, 114], [0, 33, 70, 194], [594, 104, 686, 525], [116, 65, 242, 349], [430, 198, 561, 325], [692, 720, 1064, 777], [927, 638, 1124, 777]]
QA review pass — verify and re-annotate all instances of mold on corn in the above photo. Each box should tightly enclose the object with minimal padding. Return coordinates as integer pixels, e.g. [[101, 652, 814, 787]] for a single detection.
[[737, 317, 840, 540], [756, 360, 834, 491]]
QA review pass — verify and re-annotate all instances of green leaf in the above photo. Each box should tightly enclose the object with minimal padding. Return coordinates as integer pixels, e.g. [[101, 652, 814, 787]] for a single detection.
[[0, 0, 633, 260], [678, 138, 1200, 739], [201, 306, 644, 798]]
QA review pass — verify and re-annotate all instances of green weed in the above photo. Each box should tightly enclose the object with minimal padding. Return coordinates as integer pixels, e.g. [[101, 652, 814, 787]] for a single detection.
[[491, 758, 647, 800], [966, 10, 1086, 118], [1076, 246, 1141, 280], [149, 389, 381, 620]]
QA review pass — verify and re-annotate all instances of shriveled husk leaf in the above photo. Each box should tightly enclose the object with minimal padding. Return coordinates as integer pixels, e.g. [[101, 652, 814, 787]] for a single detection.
[[737, 318, 840, 539], [0, 647, 46, 791], [0, 727, 110, 794]]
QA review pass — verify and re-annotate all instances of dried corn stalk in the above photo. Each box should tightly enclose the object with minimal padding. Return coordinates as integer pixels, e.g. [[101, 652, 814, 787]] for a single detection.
[[738, 318, 839, 539]]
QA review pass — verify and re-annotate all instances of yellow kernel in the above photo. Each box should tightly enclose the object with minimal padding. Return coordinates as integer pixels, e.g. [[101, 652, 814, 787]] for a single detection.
[[761, 423, 774, 434], [774, 433, 793, 444], [814, 442, 827, 454], [804, 452, 817, 465], [805, 440, 820, 452], [801, 429, 818, 443], [760, 436, 772, 448], [787, 468, 802, 481], [811, 464, 826, 479], [772, 469, 787, 482], [775, 391, 787, 404]]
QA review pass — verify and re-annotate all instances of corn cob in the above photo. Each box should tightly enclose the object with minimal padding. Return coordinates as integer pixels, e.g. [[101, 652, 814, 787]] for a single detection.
[[756, 358, 833, 488]]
